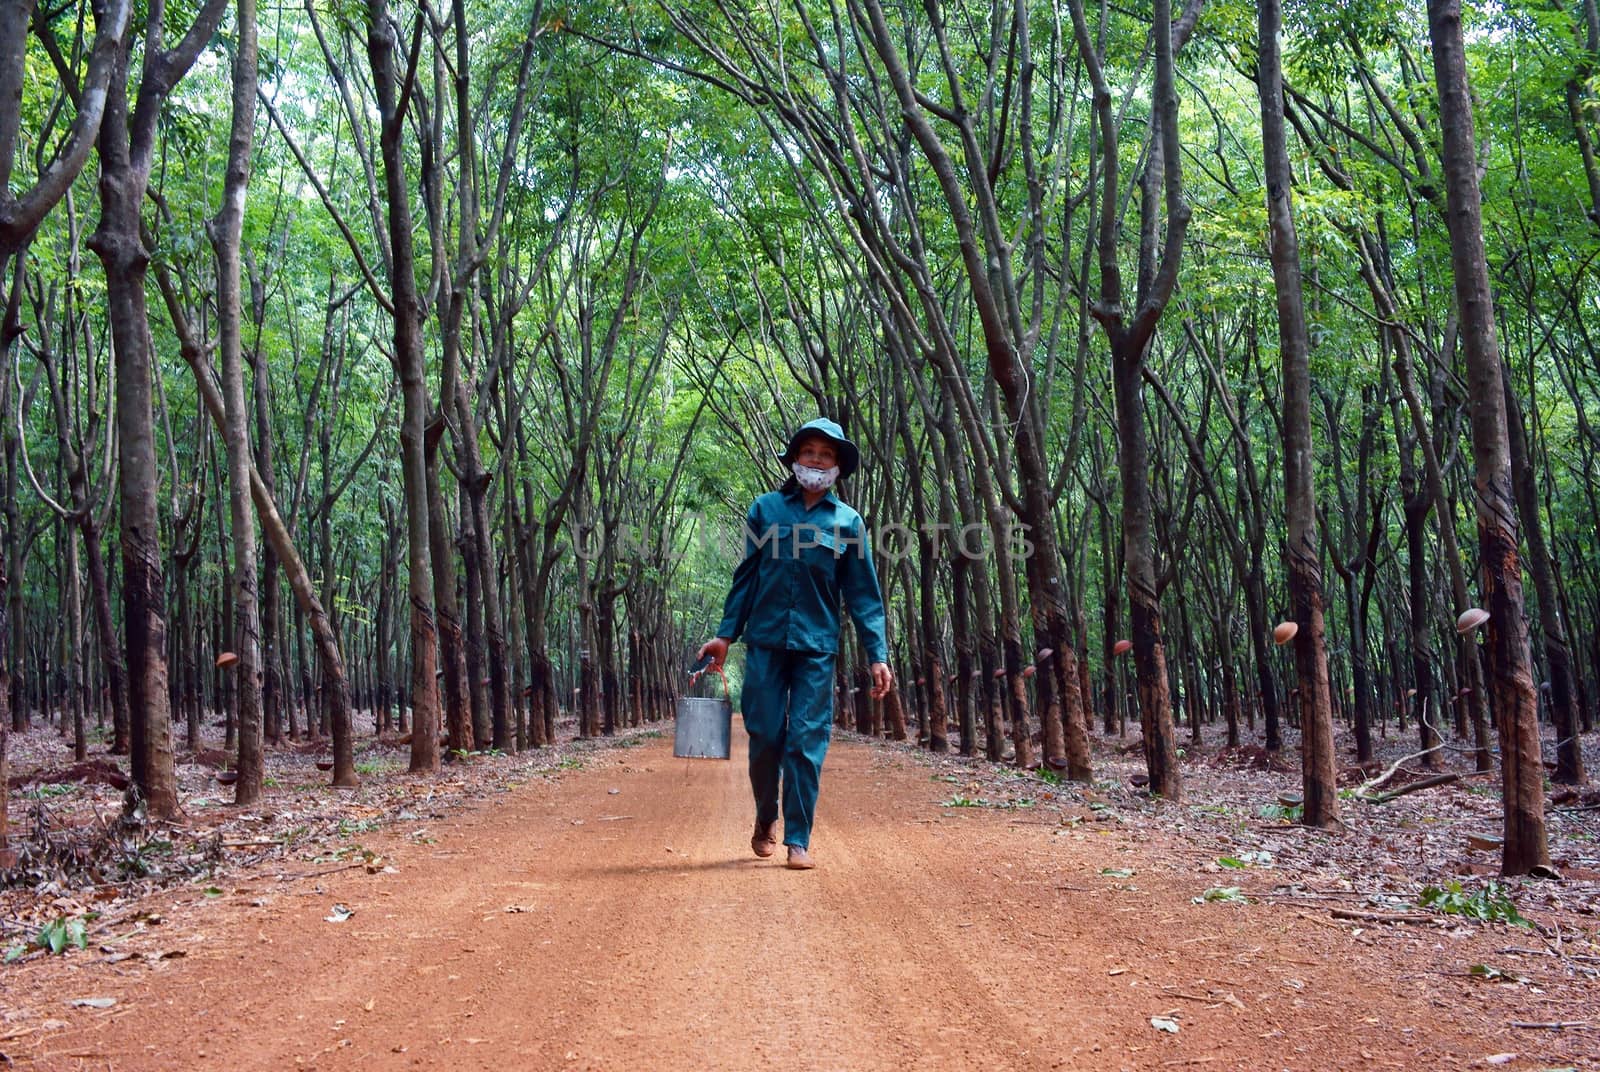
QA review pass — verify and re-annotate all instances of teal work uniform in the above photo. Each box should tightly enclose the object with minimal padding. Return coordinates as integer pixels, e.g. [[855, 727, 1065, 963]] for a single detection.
[[715, 485, 889, 850]]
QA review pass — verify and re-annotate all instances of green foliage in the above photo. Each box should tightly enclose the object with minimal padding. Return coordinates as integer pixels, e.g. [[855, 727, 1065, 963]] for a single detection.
[[1258, 802, 1304, 823], [1418, 881, 1531, 927], [32, 916, 90, 956], [1193, 886, 1250, 904], [940, 794, 1033, 810]]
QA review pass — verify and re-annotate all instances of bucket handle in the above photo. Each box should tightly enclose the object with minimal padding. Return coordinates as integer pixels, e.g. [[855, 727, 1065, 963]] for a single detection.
[[687, 655, 729, 700]]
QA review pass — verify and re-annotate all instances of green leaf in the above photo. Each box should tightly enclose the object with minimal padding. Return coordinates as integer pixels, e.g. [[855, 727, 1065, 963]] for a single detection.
[[1469, 963, 1522, 983], [1100, 867, 1135, 878], [1257, 803, 1304, 822], [1418, 881, 1531, 927], [1194, 886, 1249, 904], [1217, 856, 1247, 869]]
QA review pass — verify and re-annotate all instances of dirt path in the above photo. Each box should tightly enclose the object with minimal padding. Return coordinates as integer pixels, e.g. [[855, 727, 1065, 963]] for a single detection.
[[3, 731, 1590, 1070]]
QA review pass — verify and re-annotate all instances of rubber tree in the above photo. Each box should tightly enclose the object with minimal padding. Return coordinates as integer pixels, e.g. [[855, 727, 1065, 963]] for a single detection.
[[1256, 0, 1340, 829], [1067, 0, 1194, 798], [87, 0, 230, 818], [1503, 366, 1586, 785], [1426, 0, 1550, 875], [365, 0, 442, 773], [425, 0, 547, 751], [154, 268, 362, 788], [0, 0, 132, 260], [208, 0, 265, 803], [0, 363, 10, 845]]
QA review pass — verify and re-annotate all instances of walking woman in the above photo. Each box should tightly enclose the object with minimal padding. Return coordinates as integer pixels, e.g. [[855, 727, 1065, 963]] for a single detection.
[[696, 418, 893, 870]]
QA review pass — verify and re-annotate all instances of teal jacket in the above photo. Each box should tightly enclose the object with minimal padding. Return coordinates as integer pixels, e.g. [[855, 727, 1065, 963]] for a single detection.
[[715, 486, 890, 664]]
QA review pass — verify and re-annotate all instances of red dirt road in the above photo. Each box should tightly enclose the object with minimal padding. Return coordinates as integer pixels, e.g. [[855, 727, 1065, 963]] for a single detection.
[[3, 732, 1588, 1070]]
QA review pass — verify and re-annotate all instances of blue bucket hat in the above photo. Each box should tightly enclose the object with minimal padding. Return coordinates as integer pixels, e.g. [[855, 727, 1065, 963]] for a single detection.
[[779, 417, 860, 480]]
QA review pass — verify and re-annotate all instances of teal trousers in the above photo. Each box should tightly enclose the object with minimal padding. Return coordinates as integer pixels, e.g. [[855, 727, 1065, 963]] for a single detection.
[[742, 645, 836, 850]]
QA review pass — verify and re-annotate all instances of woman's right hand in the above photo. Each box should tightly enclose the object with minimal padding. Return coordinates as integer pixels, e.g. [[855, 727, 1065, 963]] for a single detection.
[[696, 637, 731, 673]]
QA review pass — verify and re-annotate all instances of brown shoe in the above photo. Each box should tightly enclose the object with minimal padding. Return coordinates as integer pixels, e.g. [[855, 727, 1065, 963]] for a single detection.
[[751, 820, 779, 858], [785, 846, 816, 870]]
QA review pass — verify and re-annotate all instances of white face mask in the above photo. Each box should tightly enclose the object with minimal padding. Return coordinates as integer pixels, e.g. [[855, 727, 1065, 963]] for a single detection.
[[793, 462, 840, 492]]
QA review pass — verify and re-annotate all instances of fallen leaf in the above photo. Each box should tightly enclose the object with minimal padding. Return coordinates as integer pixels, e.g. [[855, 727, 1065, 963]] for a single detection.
[[1193, 886, 1249, 904], [68, 998, 116, 1009]]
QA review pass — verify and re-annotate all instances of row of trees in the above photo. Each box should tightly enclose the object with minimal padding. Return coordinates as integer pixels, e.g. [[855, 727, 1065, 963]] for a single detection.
[[2, 0, 1596, 876]]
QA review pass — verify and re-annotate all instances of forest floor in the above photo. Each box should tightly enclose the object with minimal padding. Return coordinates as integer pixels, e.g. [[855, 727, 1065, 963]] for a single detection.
[[1, 717, 1598, 1071]]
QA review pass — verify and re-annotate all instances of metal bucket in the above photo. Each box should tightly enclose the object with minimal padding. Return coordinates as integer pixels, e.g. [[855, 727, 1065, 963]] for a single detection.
[[675, 669, 732, 760]]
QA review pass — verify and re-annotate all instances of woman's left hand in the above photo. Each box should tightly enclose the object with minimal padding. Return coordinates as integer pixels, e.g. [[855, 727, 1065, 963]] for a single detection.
[[869, 662, 894, 699]]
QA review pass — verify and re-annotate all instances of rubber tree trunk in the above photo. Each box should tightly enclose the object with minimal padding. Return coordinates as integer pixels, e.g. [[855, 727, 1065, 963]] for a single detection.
[[37, 337, 131, 755], [1069, 0, 1188, 797], [895, 373, 947, 753], [1400, 478, 1439, 757], [246, 278, 282, 745], [1427, 0, 1551, 875], [65, 519, 86, 761], [440, 0, 514, 753], [1503, 366, 1585, 785], [1112, 348, 1181, 798], [862, 0, 1074, 772], [1257, 0, 1339, 828], [210, 0, 264, 804], [1351, 229, 1493, 768], [0, 537, 9, 847], [459, 481, 490, 747], [375, 525, 394, 734], [95, 0, 231, 815], [367, 0, 440, 774], [170, 304, 359, 785], [1098, 499, 1120, 736], [425, 423, 471, 755]]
